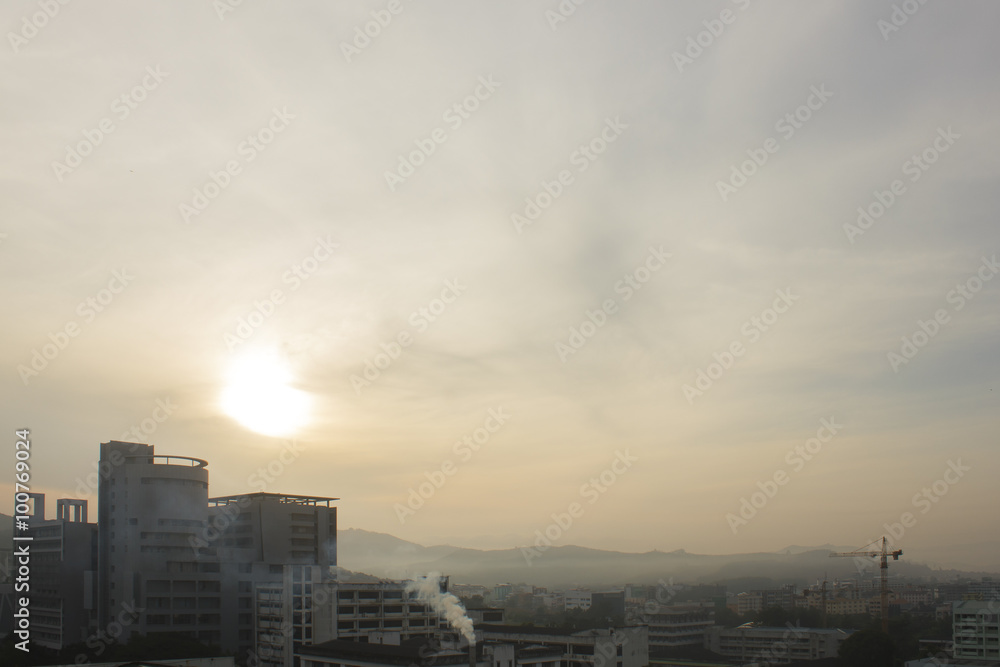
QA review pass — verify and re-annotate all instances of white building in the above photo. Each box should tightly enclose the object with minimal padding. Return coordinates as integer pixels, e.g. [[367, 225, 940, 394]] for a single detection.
[[642, 603, 714, 648], [97, 440, 339, 658], [952, 600, 1000, 662], [705, 624, 852, 664], [478, 625, 648, 667], [97, 442, 218, 647], [565, 590, 593, 612], [255, 566, 448, 667]]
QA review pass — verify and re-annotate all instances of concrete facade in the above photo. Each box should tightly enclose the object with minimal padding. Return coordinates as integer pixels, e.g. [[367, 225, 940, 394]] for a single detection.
[[953, 600, 1000, 662], [641, 603, 714, 648], [26, 495, 98, 649], [704, 625, 852, 664]]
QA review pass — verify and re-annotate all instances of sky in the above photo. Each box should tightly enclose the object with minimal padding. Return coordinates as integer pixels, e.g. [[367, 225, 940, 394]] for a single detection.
[[2, 1, 998, 573]]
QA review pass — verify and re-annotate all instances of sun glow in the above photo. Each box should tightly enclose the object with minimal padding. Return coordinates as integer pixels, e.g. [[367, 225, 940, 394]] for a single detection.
[[221, 349, 311, 436]]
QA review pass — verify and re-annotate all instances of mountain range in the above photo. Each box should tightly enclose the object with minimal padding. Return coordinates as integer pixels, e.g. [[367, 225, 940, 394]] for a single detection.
[[336, 528, 998, 589]]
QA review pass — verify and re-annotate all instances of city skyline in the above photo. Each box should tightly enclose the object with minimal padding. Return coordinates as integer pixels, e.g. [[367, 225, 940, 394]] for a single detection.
[[3, 1, 999, 575]]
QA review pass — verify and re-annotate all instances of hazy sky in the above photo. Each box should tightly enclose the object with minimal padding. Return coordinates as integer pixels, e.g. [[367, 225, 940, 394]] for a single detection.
[[2, 1, 998, 573]]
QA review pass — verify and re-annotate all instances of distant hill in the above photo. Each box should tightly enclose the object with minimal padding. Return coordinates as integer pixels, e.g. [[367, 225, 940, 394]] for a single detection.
[[337, 528, 999, 589]]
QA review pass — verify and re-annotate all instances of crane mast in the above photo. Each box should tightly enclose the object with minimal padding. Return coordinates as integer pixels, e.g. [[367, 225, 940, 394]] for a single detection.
[[829, 537, 902, 633]]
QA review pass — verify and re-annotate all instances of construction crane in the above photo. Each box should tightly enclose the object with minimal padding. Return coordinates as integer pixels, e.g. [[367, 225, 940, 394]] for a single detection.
[[829, 537, 902, 633], [820, 576, 827, 629]]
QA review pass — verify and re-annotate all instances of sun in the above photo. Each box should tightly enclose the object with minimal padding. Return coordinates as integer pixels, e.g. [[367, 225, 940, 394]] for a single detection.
[[221, 349, 311, 437]]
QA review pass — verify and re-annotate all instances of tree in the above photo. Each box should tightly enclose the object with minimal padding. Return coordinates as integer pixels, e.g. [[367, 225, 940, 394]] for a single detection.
[[838, 628, 896, 667], [713, 607, 744, 627], [755, 605, 792, 627]]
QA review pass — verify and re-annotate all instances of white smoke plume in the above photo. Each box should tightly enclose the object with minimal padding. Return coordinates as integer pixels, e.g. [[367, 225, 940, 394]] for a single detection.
[[406, 572, 476, 645]]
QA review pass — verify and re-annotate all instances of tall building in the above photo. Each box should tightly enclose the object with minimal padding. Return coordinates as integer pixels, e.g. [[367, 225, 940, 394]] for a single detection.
[[97, 440, 339, 658], [26, 494, 98, 649], [97, 441, 217, 646], [952, 600, 1000, 662], [205, 493, 338, 653], [207, 492, 337, 567]]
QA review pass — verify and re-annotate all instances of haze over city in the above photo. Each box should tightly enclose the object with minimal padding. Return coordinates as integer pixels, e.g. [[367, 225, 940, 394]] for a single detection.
[[2, 0, 999, 575]]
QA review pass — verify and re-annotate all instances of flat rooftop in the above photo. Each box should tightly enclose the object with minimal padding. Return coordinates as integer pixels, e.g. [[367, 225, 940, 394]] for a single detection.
[[209, 492, 338, 507], [299, 639, 474, 666]]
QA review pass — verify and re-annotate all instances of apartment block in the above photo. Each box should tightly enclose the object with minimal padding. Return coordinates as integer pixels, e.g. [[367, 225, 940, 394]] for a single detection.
[[705, 625, 852, 663], [953, 600, 1000, 662], [565, 590, 593, 611], [254, 565, 448, 667], [641, 603, 714, 648], [97, 440, 339, 659], [478, 625, 648, 667], [26, 494, 98, 649], [97, 442, 217, 646]]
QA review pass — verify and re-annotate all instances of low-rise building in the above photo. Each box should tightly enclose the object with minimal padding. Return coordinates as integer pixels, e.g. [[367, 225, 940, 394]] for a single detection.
[[254, 566, 448, 667], [704, 624, 853, 664], [299, 637, 561, 667], [478, 624, 648, 667], [494, 584, 514, 603], [641, 603, 714, 648], [824, 597, 869, 616], [565, 590, 593, 612]]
